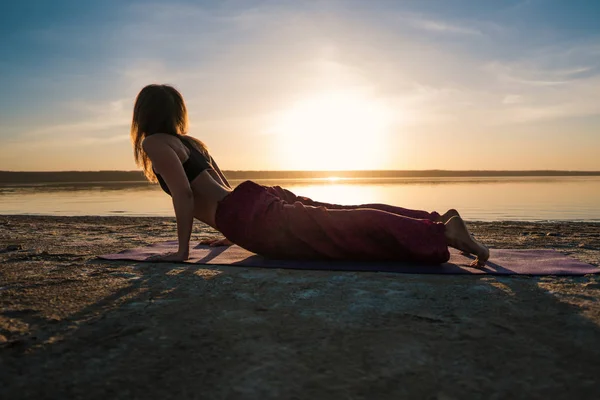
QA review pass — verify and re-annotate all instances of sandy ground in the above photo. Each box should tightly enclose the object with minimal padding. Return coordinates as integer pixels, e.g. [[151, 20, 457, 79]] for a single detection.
[[1, 215, 599, 400]]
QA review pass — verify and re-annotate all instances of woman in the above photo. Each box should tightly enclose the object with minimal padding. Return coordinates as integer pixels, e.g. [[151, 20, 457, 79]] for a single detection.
[[132, 84, 489, 267]]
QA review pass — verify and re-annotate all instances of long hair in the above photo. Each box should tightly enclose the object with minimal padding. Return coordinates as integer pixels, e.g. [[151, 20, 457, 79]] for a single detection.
[[130, 84, 208, 182]]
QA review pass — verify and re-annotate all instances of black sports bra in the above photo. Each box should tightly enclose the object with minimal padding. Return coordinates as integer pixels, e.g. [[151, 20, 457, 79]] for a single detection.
[[154, 138, 213, 196]]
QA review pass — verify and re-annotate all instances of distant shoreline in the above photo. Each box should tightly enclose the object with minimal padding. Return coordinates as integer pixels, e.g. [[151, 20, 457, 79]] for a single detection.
[[1, 170, 599, 184]]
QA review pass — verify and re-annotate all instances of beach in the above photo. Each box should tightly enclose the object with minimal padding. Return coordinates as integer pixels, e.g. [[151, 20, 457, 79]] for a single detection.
[[1, 215, 600, 399]]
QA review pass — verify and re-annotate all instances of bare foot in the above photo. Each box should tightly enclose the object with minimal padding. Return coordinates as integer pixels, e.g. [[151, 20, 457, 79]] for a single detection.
[[444, 216, 490, 268], [437, 209, 460, 224], [438, 210, 476, 255]]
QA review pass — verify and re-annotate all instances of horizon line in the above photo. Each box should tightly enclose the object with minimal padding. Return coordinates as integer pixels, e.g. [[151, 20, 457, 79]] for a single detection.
[[2, 169, 600, 173], [2, 169, 599, 184]]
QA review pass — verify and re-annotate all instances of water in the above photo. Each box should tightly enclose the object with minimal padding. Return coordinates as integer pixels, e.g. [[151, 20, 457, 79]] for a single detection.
[[1, 176, 599, 222]]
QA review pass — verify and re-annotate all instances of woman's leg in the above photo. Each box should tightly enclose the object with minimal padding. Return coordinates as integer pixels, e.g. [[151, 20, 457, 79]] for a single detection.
[[264, 185, 441, 221], [272, 185, 486, 264], [218, 183, 450, 263], [276, 204, 451, 263], [444, 216, 490, 267], [273, 204, 488, 266]]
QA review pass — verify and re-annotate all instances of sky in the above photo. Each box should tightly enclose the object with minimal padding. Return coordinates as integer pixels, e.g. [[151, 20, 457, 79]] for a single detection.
[[1, 0, 599, 172]]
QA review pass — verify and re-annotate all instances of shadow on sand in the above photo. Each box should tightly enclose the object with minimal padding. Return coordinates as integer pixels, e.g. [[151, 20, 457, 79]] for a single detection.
[[2, 256, 600, 399]]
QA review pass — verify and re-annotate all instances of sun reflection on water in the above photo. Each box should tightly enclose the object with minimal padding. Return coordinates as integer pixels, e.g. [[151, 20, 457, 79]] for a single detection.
[[1, 177, 599, 221]]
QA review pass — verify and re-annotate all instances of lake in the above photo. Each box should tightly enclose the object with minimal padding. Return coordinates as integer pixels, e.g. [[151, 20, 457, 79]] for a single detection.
[[1, 176, 599, 222]]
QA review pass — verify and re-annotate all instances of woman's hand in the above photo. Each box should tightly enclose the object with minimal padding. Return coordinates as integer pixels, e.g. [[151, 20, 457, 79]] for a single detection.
[[146, 250, 189, 263], [198, 237, 234, 247]]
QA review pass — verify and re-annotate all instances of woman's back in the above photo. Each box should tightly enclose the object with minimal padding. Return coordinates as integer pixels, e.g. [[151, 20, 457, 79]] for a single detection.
[[145, 133, 232, 228]]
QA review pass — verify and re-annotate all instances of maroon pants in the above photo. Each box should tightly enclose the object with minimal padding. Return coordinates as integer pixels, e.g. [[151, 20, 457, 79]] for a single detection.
[[215, 180, 450, 263]]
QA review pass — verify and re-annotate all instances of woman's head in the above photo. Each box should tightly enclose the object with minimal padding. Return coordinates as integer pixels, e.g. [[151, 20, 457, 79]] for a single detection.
[[130, 84, 189, 181], [131, 84, 188, 138]]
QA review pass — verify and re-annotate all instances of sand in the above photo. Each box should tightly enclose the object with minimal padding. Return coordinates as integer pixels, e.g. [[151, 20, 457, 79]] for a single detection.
[[1, 215, 599, 399]]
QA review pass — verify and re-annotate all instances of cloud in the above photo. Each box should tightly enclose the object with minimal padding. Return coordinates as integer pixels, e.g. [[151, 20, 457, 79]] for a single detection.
[[502, 94, 523, 104], [487, 62, 569, 86], [0, 96, 131, 148], [77, 134, 130, 146], [410, 18, 482, 36], [475, 38, 600, 123]]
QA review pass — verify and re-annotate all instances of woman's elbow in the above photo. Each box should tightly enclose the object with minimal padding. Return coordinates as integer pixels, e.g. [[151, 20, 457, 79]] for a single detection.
[[172, 188, 194, 201]]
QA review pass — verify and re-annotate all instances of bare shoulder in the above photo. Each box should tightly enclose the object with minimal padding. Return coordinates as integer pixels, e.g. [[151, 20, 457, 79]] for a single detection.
[[142, 133, 175, 152]]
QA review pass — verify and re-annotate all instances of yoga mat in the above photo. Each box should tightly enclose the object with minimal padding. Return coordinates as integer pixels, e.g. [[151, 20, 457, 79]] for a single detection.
[[99, 241, 599, 275]]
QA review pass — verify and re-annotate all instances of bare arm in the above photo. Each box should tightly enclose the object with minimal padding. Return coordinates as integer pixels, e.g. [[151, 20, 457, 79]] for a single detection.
[[143, 136, 194, 259]]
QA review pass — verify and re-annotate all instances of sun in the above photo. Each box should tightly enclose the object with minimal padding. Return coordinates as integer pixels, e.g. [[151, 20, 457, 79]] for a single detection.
[[269, 90, 393, 171]]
